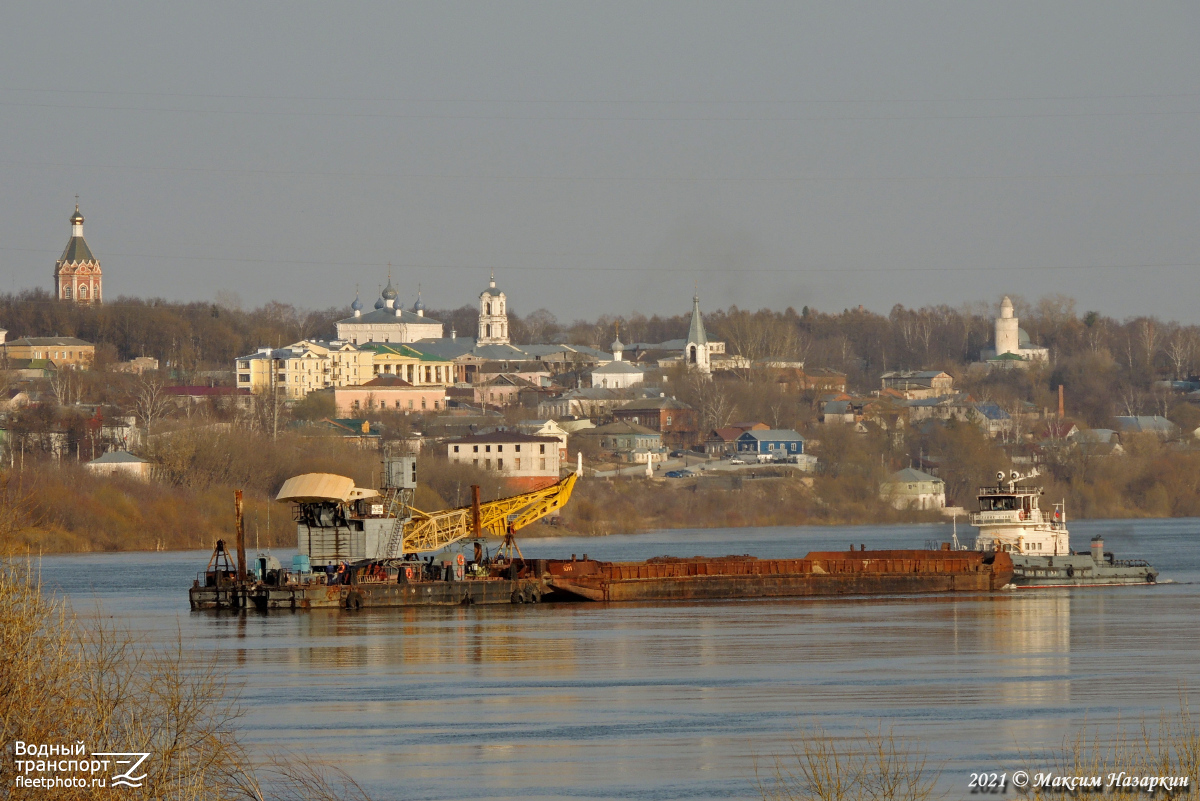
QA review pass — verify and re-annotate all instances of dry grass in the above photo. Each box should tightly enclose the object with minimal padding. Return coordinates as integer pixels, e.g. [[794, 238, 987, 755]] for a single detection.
[[1021, 705, 1200, 799], [759, 710, 1200, 801], [0, 559, 373, 800], [756, 725, 942, 801]]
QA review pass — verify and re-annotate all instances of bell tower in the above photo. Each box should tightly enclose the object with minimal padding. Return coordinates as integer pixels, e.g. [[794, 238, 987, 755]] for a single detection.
[[55, 201, 103, 303], [477, 272, 509, 345]]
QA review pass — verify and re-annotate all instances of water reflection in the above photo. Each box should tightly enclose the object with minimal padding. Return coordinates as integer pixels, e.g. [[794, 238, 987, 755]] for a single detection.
[[31, 520, 1200, 800]]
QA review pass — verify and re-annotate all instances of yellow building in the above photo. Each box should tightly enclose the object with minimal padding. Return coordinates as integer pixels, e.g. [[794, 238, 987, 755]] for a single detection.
[[3, 336, 95, 368], [360, 343, 456, 386], [236, 340, 374, 399]]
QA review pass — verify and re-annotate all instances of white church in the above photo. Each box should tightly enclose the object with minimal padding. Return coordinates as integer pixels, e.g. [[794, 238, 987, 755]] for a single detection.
[[979, 296, 1049, 366]]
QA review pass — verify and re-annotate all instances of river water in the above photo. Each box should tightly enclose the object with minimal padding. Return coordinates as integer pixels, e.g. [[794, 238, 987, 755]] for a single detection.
[[36, 519, 1200, 800]]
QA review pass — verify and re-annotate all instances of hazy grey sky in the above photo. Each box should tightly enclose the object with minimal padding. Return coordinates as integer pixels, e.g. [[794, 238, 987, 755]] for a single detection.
[[3, 2, 1199, 322]]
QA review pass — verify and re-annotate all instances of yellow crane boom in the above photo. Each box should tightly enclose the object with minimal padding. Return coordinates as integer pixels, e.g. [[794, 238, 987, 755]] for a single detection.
[[401, 471, 579, 554]]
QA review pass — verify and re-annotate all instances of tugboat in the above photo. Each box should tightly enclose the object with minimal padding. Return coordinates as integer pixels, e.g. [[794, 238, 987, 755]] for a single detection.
[[968, 470, 1157, 587]]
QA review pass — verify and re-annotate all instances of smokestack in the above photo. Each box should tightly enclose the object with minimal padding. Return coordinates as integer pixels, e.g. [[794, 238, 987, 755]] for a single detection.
[[1058, 384, 1064, 419], [234, 490, 246, 582]]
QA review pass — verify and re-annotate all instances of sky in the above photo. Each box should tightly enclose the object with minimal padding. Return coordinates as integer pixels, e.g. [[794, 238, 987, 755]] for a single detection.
[[2, 2, 1199, 323]]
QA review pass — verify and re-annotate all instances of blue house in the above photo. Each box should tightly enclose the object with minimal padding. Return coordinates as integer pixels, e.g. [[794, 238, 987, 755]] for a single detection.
[[736, 429, 805, 456]]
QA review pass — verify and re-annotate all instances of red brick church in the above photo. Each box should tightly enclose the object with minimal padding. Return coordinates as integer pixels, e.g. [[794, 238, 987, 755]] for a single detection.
[[54, 203, 102, 303]]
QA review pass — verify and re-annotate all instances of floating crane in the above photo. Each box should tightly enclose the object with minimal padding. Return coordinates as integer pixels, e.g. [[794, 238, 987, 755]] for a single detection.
[[274, 453, 583, 566]]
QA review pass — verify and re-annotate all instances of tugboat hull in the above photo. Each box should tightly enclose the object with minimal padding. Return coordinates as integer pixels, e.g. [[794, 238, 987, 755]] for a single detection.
[[1008, 554, 1156, 587]]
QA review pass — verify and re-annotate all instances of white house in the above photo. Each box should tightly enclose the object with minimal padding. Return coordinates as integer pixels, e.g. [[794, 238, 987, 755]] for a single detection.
[[446, 431, 561, 491], [881, 468, 946, 510]]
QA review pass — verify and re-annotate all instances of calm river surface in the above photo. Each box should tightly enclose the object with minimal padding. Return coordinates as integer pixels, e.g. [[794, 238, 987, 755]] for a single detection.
[[36, 519, 1200, 800]]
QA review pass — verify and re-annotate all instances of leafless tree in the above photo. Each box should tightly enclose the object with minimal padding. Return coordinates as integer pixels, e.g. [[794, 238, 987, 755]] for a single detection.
[[1138, 318, 1160, 373], [1165, 327, 1195, 380], [132, 375, 172, 438], [688, 371, 735, 431], [47, 368, 82, 407]]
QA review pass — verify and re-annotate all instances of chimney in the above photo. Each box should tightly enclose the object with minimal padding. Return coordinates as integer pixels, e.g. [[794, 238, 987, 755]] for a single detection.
[[1058, 384, 1064, 418]]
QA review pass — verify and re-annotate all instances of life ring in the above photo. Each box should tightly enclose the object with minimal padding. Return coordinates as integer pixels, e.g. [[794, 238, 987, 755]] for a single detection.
[[404, 566, 414, 580], [1065, 565, 1075, 579], [456, 553, 465, 566]]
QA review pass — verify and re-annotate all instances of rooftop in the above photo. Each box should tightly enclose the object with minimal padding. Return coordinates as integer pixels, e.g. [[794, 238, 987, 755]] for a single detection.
[[450, 431, 560, 444]]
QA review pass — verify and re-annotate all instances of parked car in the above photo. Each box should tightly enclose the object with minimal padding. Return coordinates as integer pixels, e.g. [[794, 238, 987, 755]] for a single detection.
[[664, 469, 694, 478], [728, 457, 746, 465], [668, 450, 686, 458], [755, 453, 774, 464]]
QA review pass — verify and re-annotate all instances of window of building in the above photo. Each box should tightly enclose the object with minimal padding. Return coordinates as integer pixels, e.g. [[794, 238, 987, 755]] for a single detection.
[[454, 445, 460, 453], [666, 415, 672, 425], [353, 400, 360, 410], [395, 401, 401, 409], [515, 445, 521, 452], [485, 459, 492, 469], [63, 288, 71, 299], [473, 445, 479, 453], [497, 458, 503, 469], [539, 458, 547, 470], [473, 459, 478, 466], [485, 445, 491, 453], [408, 400, 414, 409], [515, 458, 521, 469], [539, 444, 545, 454], [434, 400, 439, 410], [239, 374, 250, 383], [421, 397, 427, 409]]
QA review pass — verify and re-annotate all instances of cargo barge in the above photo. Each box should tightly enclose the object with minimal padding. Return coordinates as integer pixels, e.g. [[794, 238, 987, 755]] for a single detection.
[[190, 453, 1014, 612]]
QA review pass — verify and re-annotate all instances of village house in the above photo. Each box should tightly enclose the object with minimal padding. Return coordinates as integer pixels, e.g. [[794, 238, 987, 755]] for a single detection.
[[302, 418, 382, 447], [735, 429, 806, 458], [537, 387, 626, 419], [880, 468, 946, 510], [163, 385, 253, 411], [879, 371, 953, 400], [576, 421, 663, 460], [474, 374, 535, 408], [332, 376, 447, 415], [610, 396, 699, 448], [446, 431, 561, 491], [515, 419, 569, 461], [85, 451, 153, 480]]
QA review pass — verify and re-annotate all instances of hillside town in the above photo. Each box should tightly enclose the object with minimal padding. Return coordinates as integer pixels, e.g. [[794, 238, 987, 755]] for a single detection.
[[4, 203, 1200, 550]]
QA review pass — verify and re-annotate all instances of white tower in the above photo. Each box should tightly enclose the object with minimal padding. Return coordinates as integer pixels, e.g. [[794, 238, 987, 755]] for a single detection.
[[995, 296, 1019, 356], [477, 271, 509, 345], [686, 294, 711, 374]]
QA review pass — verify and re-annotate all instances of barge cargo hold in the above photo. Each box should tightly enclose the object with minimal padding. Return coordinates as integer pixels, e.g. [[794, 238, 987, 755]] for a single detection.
[[544, 549, 1015, 603]]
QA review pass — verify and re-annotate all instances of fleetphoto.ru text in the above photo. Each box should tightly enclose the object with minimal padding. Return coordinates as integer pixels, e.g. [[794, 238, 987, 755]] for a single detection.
[[11, 741, 149, 791]]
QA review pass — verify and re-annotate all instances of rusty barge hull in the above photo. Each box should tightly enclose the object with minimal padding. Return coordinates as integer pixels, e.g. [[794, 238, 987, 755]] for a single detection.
[[189, 577, 547, 611], [544, 550, 1014, 603], [189, 549, 1014, 611]]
